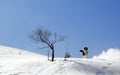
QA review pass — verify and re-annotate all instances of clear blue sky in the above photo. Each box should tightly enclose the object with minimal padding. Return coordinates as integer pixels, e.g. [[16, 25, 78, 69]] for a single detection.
[[0, 0, 120, 58]]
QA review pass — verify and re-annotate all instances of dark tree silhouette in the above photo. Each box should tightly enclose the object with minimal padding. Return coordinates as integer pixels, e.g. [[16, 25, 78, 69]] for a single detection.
[[29, 28, 66, 61]]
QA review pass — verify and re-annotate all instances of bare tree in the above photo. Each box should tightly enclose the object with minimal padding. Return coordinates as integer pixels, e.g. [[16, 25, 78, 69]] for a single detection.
[[29, 28, 66, 61]]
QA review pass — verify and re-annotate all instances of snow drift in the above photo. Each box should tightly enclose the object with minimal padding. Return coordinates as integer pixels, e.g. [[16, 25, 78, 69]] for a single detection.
[[93, 48, 120, 61], [0, 46, 120, 75]]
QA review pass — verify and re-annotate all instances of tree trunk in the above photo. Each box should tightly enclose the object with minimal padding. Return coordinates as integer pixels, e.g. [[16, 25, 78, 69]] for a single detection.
[[50, 44, 54, 61], [52, 49, 54, 61]]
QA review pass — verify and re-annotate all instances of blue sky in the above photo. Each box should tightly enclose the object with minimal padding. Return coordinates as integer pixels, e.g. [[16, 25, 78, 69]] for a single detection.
[[0, 0, 120, 58]]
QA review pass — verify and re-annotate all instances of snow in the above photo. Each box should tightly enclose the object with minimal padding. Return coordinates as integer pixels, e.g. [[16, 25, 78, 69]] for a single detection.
[[93, 48, 120, 61], [0, 46, 120, 75]]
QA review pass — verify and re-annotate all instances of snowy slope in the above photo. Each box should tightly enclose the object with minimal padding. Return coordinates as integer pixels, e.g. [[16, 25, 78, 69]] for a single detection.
[[0, 46, 120, 75]]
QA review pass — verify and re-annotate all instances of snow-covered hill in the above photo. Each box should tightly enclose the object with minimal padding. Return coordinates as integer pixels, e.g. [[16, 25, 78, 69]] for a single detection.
[[93, 48, 120, 61], [0, 46, 120, 75]]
